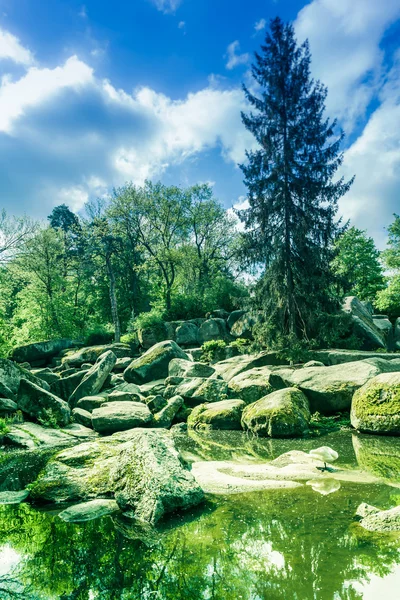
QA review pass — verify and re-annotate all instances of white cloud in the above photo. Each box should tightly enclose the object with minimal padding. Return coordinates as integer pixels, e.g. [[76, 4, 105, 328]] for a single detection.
[[0, 28, 34, 65], [0, 56, 93, 133], [254, 19, 266, 32], [225, 41, 250, 70], [150, 0, 182, 14], [295, 0, 400, 132], [78, 5, 87, 19], [178, 21, 185, 29]]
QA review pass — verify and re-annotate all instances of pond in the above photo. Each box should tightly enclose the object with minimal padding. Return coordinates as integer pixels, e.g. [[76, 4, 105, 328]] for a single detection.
[[1, 430, 400, 599]]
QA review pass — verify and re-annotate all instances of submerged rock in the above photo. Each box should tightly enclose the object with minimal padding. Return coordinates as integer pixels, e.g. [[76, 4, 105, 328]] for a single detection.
[[58, 499, 120, 522], [352, 434, 400, 482], [91, 401, 153, 434], [351, 372, 400, 434], [17, 379, 71, 427], [29, 428, 204, 525], [124, 340, 188, 384], [188, 399, 245, 431], [241, 388, 310, 437], [69, 351, 117, 406], [356, 503, 400, 532]]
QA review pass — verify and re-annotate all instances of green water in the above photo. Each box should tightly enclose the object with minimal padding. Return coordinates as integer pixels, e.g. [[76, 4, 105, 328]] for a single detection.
[[1, 431, 400, 599]]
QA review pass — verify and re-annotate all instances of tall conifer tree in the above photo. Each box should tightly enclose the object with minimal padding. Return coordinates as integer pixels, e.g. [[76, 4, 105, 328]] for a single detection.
[[240, 17, 353, 343]]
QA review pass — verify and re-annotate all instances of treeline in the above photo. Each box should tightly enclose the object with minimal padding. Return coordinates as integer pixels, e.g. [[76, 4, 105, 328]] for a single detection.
[[0, 182, 247, 354]]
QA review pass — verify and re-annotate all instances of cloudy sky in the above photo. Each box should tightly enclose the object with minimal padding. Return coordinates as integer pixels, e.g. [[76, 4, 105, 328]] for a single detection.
[[0, 0, 399, 245]]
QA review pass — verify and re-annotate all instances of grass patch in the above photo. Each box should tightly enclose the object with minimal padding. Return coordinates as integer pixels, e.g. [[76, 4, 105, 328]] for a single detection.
[[309, 411, 352, 436]]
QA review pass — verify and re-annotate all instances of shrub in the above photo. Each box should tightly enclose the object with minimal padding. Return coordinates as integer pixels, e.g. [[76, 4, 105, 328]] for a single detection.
[[130, 307, 166, 333], [0, 417, 10, 436], [84, 324, 114, 346], [38, 408, 60, 429], [120, 332, 140, 351], [309, 412, 351, 436], [229, 338, 250, 355], [201, 339, 227, 363]]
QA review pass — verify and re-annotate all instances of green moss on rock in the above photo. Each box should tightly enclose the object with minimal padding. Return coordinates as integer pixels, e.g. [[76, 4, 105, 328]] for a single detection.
[[351, 373, 400, 434]]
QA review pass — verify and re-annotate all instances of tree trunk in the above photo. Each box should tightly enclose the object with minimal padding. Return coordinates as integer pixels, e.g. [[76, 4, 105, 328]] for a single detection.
[[105, 254, 121, 343]]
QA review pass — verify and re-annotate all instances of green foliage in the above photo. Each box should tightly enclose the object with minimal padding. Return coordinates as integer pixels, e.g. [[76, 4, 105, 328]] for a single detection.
[[229, 338, 250, 355], [131, 307, 166, 333], [375, 215, 400, 318], [37, 408, 60, 429], [376, 275, 400, 319], [332, 227, 385, 302], [84, 324, 115, 346], [201, 339, 227, 363], [0, 418, 10, 436], [309, 412, 351, 436]]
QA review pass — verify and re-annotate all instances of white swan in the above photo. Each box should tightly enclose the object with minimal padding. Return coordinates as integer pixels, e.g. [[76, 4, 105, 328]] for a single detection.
[[309, 446, 339, 472]]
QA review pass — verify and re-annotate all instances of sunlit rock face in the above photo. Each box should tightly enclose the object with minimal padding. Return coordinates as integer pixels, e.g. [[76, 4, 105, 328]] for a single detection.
[[351, 372, 400, 434]]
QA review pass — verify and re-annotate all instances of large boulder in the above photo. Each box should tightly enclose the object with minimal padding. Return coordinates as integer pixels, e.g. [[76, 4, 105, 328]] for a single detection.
[[171, 377, 229, 407], [31, 368, 60, 386], [213, 352, 288, 382], [227, 310, 245, 330], [342, 296, 387, 350], [62, 344, 131, 367], [351, 372, 400, 434], [91, 401, 153, 434], [124, 340, 188, 384], [188, 399, 245, 430], [29, 428, 204, 525], [69, 351, 117, 406], [175, 322, 199, 346], [50, 370, 87, 401], [2, 422, 97, 452], [372, 315, 394, 349], [230, 314, 256, 340], [228, 367, 277, 403], [356, 503, 400, 532], [310, 349, 400, 365], [168, 358, 215, 379], [72, 407, 92, 428], [0, 397, 17, 414], [0, 358, 50, 400], [154, 395, 183, 428], [17, 379, 71, 427], [11, 339, 76, 365], [138, 324, 168, 350], [198, 319, 228, 344], [241, 388, 310, 437], [271, 358, 400, 414]]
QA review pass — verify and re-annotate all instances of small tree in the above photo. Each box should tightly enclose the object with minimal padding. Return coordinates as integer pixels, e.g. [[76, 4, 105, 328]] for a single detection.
[[331, 227, 385, 302], [376, 214, 400, 318], [239, 17, 353, 345]]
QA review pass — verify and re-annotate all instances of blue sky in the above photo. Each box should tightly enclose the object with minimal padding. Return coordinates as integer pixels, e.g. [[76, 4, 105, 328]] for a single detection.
[[0, 0, 399, 245]]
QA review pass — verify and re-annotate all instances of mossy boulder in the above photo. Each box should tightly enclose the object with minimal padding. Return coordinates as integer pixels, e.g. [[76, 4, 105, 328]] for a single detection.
[[229, 313, 255, 340], [62, 344, 131, 367], [17, 379, 71, 427], [188, 399, 245, 430], [175, 322, 199, 346], [351, 372, 400, 434], [241, 388, 310, 438], [3, 422, 98, 451], [91, 401, 153, 434], [342, 296, 387, 350], [168, 358, 215, 379], [124, 340, 188, 384], [29, 428, 204, 525], [228, 367, 277, 403], [11, 339, 76, 364], [69, 350, 117, 407], [153, 395, 183, 428], [198, 319, 228, 344]]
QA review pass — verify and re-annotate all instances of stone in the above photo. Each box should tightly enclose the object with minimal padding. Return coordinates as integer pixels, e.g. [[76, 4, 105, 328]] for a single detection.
[[69, 351, 117, 407], [106, 390, 143, 403], [62, 344, 131, 367], [342, 296, 387, 350], [91, 401, 153, 434], [188, 399, 246, 430], [172, 377, 229, 407], [356, 503, 400, 532], [175, 322, 199, 346], [310, 349, 400, 365], [154, 395, 183, 428], [31, 368, 60, 385], [138, 324, 168, 349], [113, 357, 134, 372], [372, 316, 394, 349], [145, 394, 167, 413], [51, 370, 87, 401], [124, 340, 188, 384], [228, 367, 277, 403], [227, 310, 245, 330], [72, 407, 92, 428], [213, 352, 288, 382], [0, 358, 50, 400], [0, 397, 18, 414], [230, 314, 256, 340], [241, 388, 310, 437], [271, 358, 400, 414], [17, 379, 71, 427], [77, 395, 107, 412], [58, 499, 120, 522], [139, 379, 166, 397], [3, 422, 98, 450], [11, 339, 76, 364], [303, 361, 325, 368], [198, 319, 228, 344], [209, 309, 229, 320], [168, 358, 215, 379], [351, 372, 400, 434], [29, 428, 204, 525], [0, 490, 30, 504]]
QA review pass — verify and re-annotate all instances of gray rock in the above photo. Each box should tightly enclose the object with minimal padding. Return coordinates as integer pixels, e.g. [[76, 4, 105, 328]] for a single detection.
[[168, 358, 215, 379], [351, 372, 400, 434], [139, 379, 166, 397], [172, 377, 229, 407], [230, 314, 256, 340], [228, 367, 276, 403], [175, 322, 199, 346], [3, 422, 98, 450], [395, 317, 400, 350], [31, 368, 60, 385], [69, 351, 117, 406], [58, 499, 120, 522], [124, 340, 188, 384], [113, 357, 134, 372], [0, 490, 30, 504], [213, 352, 288, 382], [241, 388, 310, 437], [51, 370, 87, 401], [0, 358, 50, 399], [77, 395, 107, 412], [188, 399, 245, 430], [227, 310, 245, 330], [303, 360, 325, 368], [91, 401, 153, 434], [310, 349, 400, 365], [62, 344, 131, 367], [138, 324, 168, 349], [343, 296, 387, 349], [372, 316, 394, 350], [106, 390, 143, 403], [17, 379, 71, 427], [11, 339, 76, 364], [356, 503, 400, 532], [145, 394, 167, 413], [198, 319, 228, 344], [154, 395, 183, 428], [72, 407, 93, 428], [0, 397, 18, 414]]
